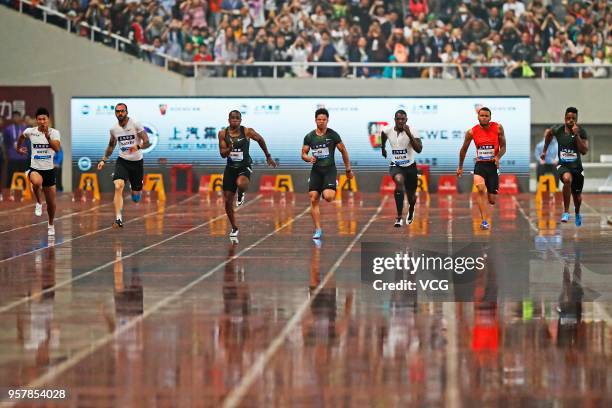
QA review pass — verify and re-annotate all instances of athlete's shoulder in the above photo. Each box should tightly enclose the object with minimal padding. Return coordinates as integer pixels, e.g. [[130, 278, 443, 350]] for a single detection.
[[551, 124, 564, 134], [327, 128, 342, 139], [578, 126, 588, 138], [130, 118, 143, 130], [50, 128, 61, 139], [23, 127, 36, 136], [381, 124, 393, 134]]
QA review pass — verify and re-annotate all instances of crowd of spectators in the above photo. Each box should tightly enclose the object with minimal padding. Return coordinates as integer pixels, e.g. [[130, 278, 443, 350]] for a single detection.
[[5, 0, 612, 78]]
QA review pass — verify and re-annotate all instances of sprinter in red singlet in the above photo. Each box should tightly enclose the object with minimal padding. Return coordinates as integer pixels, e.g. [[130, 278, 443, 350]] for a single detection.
[[457, 107, 507, 230]]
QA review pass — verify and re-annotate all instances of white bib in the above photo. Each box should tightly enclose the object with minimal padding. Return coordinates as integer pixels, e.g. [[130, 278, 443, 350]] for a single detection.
[[312, 147, 330, 159], [391, 149, 410, 167], [229, 151, 244, 161], [477, 146, 495, 161], [559, 149, 577, 162]]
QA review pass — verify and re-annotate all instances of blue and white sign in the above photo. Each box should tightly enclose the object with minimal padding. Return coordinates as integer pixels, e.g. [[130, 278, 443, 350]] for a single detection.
[[71, 97, 530, 173]]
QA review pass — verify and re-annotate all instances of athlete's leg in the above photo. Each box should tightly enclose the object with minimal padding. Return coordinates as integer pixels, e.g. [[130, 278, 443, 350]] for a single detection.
[[129, 161, 144, 203], [321, 188, 335, 203], [113, 179, 125, 220], [393, 172, 405, 218], [403, 167, 418, 222], [224, 190, 238, 230], [487, 193, 497, 205], [28, 171, 43, 205], [561, 172, 572, 213], [236, 175, 250, 193], [43, 185, 56, 225], [309, 190, 322, 230], [474, 175, 488, 221]]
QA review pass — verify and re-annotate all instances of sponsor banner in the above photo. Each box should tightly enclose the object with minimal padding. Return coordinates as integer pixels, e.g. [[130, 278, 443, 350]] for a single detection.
[[71, 97, 530, 173], [0, 86, 54, 120]]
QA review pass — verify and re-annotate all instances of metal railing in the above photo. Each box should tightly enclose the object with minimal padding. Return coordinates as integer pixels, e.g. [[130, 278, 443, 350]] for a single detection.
[[9, 0, 612, 80]]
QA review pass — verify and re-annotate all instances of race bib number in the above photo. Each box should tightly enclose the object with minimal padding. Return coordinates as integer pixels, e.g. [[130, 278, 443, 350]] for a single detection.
[[560, 149, 577, 162], [477, 145, 495, 161], [312, 147, 330, 159], [229, 151, 244, 161], [391, 149, 410, 166]]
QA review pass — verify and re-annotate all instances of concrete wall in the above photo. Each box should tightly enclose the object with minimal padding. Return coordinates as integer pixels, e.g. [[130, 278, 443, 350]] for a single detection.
[[2, 6, 611, 192]]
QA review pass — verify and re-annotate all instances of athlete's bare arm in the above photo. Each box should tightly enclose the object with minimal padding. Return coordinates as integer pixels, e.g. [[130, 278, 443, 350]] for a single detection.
[[138, 130, 151, 149], [541, 128, 553, 160], [457, 129, 473, 177], [404, 124, 423, 153], [380, 130, 388, 158], [16, 133, 27, 155], [336, 142, 353, 179], [97, 133, 117, 170], [573, 124, 589, 154], [218, 129, 232, 158], [496, 124, 507, 167], [302, 145, 315, 164], [246, 127, 277, 167]]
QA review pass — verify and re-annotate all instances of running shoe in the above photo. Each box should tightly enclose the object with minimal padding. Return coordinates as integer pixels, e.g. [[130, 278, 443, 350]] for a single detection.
[[575, 213, 582, 227], [480, 220, 490, 230], [35, 203, 43, 217], [561, 212, 570, 223], [112, 219, 124, 228], [406, 209, 415, 225], [313, 229, 323, 239], [394, 217, 403, 228], [48, 224, 55, 236], [237, 191, 246, 207], [229, 227, 239, 238]]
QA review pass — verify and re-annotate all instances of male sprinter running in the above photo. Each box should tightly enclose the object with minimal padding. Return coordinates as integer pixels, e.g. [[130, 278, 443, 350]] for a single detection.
[[541, 107, 588, 227], [17, 108, 60, 236], [457, 107, 506, 230], [97, 103, 150, 228], [302, 108, 352, 240], [218, 110, 276, 239], [381, 109, 423, 227]]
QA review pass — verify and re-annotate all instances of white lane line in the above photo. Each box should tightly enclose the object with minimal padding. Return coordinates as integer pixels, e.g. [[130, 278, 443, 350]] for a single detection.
[[0, 195, 262, 314], [0, 202, 114, 235], [1, 204, 311, 404], [222, 196, 388, 408], [0, 195, 199, 264]]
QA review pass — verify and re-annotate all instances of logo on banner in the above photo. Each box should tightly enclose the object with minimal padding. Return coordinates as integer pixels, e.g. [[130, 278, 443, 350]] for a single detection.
[[412, 104, 438, 114], [78, 157, 92, 171], [254, 104, 280, 114], [95, 105, 115, 115], [159, 104, 168, 115], [367, 121, 388, 148], [239, 104, 248, 115], [142, 123, 159, 153], [81, 105, 90, 115]]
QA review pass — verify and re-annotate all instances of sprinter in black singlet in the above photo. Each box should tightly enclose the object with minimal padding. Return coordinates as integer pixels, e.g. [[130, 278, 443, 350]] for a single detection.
[[218, 110, 276, 239]]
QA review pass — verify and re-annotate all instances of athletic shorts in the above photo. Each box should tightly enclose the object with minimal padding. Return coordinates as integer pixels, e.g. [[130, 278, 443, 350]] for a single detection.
[[223, 165, 252, 193], [113, 157, 144, 191], [26, 167, 56, 187], [474, 161, 499, 195], [389, 163, 418, 192], [308, 166, 337, 193], [557, 165, 584, 194]]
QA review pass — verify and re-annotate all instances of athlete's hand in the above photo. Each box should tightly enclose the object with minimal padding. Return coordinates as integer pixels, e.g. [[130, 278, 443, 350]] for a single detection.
[[308, 155, 316, 164], [128, 145, 138, 153], [456, 167, 463, 177], [266, 156, 277, 168], [17, 146, 27, 155], [572, 123, 580, 135], [381, 148, 387, 158], [346, 168, 353, 179], [97, 160, 105, 170], [540, 152, 546, 161], [494, 156, 500, 168]]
